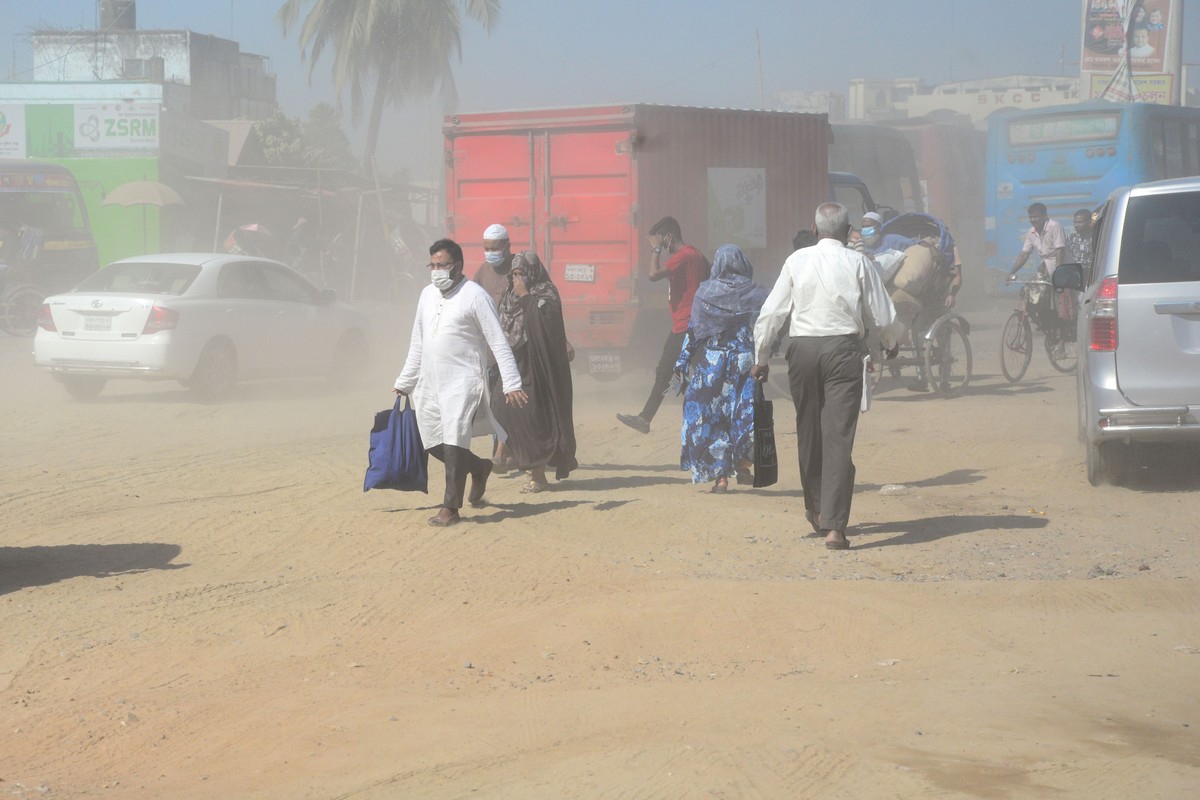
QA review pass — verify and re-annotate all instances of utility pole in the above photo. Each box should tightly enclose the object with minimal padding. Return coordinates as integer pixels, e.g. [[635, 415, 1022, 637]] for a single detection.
[[755, 29, 765, 109]]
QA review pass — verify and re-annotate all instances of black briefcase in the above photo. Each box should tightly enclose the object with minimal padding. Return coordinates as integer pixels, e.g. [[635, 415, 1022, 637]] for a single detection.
[[752, 381, 778, 488]]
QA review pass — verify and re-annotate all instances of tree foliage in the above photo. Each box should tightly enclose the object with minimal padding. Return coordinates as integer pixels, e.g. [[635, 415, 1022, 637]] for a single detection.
[[254, 104, 356, 169], [276, 0, 501, 170]]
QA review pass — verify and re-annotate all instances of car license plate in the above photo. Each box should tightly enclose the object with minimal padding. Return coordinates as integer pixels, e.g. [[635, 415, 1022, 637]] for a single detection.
[[84, 315, 112, 332], [565, 263, 596, 283], [589, 351, 621, 373]]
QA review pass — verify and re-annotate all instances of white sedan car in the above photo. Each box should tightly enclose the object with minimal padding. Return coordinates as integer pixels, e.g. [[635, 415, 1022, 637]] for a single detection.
[[33, 253, 371, 400]]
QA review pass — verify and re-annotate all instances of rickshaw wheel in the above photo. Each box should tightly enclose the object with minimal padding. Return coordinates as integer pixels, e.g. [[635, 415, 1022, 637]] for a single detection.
[[924, 318, 972, 397]]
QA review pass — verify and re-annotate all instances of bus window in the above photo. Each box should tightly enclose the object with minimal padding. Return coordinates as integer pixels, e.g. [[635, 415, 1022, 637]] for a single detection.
[[1148, 120, 1167, 180], [0, 161, 99, 293], [1165, 121, 1185, 177], [1188, 124, 1200, 175]]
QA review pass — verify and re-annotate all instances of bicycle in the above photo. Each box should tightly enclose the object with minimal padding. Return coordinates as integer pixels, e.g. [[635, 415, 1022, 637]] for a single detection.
[[999, 277, 1077, 382]]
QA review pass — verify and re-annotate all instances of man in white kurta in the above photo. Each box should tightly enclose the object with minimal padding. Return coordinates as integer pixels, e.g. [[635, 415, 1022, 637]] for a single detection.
[[395, 239, 526, 527]]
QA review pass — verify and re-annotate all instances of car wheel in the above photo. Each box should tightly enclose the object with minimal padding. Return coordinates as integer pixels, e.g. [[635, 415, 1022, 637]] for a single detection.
[[327, 330, 370, 384], [188, 340, 238, 400], [58, 375, 106, 401], [1086, 439, 1128, 487]]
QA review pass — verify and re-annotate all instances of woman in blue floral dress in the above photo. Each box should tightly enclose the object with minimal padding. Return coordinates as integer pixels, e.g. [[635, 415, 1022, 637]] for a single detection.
[[673, 245, 769, 493]]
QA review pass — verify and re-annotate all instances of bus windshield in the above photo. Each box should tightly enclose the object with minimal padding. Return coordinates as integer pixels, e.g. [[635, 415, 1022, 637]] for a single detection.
[[1007, 111, 1121, 147]]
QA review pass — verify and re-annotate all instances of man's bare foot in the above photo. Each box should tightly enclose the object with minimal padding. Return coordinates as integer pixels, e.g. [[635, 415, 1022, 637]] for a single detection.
[[428, 507, 460, 527]]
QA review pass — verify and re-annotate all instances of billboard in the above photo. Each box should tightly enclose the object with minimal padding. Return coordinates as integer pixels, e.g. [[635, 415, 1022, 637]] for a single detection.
[[74, 102, 159, 151], [1081, 0, 1184, 103], [0, 104, 27, 158]]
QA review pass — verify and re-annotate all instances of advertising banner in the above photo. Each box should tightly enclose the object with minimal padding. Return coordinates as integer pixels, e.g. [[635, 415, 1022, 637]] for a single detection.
[[707, 168, 767, 250], [74, 102, 159, 150], [1081, 0, 1183, 102], [1089, 73, 1175, 104], [0, 104, 28, 158]]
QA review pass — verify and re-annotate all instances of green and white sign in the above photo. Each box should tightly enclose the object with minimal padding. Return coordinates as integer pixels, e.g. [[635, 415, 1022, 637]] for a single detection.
[[74, 102, 159, 150]]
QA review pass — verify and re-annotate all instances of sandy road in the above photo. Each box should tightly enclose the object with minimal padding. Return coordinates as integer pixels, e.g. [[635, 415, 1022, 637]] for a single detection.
[[2, 303, 1198, 798]]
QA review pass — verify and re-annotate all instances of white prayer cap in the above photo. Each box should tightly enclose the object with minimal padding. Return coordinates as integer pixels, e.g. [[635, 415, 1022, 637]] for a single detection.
[[483, 223, 509, 241], [862, 211, 883, 225]]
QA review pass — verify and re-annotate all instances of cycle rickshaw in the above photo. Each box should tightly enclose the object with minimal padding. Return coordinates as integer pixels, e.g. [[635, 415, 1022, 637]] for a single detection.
[[870, 213, 973, 397]]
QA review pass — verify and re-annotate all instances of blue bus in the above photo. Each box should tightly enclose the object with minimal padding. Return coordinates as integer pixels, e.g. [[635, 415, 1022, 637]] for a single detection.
[[984, 101, 1200, 292]]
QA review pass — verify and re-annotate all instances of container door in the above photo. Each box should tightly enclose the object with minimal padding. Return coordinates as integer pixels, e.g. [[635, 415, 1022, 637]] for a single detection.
[[445, 133, 537, 260], [535, 129, 635, 352]]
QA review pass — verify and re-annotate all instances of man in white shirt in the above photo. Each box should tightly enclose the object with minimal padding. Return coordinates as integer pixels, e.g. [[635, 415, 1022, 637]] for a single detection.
[[395, 238, 527, 527], [1007, 202, 1067, 281], [751, 203, 895, 550]]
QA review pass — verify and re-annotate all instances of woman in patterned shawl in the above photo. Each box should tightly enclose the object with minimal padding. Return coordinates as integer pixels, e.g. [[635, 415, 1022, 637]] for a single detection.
[[674, 244, 769, 492], [490, 251, 578, 492]]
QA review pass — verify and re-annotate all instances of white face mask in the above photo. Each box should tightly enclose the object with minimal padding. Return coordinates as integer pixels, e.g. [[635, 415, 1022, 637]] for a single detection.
[[484, 249, 505, 265], [431, 269, 454, 291]]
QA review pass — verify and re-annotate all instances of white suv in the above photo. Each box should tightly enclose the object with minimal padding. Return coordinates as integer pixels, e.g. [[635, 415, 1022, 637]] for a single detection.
[[1053, 178, 1200, 486]]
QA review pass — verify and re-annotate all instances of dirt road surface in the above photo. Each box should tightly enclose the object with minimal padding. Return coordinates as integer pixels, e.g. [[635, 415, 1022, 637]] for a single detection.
[[3, 302, 1198, 798]]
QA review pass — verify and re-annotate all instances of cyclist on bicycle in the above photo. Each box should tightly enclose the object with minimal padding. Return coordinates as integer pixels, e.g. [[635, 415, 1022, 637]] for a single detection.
[[1005, 202, 1071, 346]]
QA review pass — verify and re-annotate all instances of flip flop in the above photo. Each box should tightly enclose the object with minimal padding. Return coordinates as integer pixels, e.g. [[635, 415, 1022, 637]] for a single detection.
[[824, 533, 849, 550], [710, 479, 729, 494]]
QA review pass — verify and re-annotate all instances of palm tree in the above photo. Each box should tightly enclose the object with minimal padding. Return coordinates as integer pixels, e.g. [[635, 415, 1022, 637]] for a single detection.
[[276, 0, 501, 171]]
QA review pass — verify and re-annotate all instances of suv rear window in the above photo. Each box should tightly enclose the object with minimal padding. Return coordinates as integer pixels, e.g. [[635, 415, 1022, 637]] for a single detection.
[[1117, 191, 1200, 285], [76, 262, 201, 295]]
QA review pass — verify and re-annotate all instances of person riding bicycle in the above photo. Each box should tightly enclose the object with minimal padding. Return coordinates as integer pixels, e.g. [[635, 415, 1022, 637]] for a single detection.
[[1005, 202, 1070, 347]]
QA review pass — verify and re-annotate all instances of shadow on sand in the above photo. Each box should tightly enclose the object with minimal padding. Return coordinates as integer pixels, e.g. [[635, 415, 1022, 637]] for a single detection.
[[850, 513, 1050, 550], [0, 542, 186, 595]]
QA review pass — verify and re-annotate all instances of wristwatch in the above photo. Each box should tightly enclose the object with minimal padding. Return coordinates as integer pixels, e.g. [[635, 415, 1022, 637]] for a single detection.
[[653, 247, 662, 254]]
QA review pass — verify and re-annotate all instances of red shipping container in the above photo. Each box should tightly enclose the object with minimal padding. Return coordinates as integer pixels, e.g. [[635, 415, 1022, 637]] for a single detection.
[[443, 104, 829, 375]]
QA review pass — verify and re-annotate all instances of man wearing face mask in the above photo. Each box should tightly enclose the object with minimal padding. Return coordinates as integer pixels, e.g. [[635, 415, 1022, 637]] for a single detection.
[[394, 238, 528, 527], [857, 211, 883, 255], [618, 216, 708, 434], [473, 223, 515, 307]]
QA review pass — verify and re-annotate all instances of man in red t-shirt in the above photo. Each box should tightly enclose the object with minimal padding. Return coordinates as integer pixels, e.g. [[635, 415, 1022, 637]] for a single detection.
[[618, 216, 708, 434]]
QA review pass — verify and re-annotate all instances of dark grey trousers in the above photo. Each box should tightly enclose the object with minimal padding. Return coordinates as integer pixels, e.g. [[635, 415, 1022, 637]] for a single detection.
[[640, 330, 687, 422], [786, 334, 864, 533], [428, 444, 487, 510]]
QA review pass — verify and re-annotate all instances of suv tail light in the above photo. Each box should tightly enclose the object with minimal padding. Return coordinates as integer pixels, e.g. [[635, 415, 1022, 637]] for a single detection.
[[142, 306, 179, 335], [1089, 276, 1118, 352], [36, 303, 56, 332]]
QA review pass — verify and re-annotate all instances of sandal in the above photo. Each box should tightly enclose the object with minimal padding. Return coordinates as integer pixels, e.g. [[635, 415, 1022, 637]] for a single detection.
[[520, 480, 548, 494], [710, 477, 729, 494]]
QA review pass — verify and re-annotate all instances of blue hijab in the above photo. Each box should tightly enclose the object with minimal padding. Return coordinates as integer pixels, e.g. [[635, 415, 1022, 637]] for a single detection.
[[687, 244, 769, 340]]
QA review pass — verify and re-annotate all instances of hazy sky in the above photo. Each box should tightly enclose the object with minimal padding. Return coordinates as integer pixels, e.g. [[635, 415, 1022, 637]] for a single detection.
[[3, 0, 1199, 180]]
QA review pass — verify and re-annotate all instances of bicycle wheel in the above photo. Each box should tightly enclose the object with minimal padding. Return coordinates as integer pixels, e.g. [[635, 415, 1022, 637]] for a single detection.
[[999, 311, 1032, 383], [1045, 333, 1077, 373], [924, 319, 972, 397], [0, 284, 46, 337]]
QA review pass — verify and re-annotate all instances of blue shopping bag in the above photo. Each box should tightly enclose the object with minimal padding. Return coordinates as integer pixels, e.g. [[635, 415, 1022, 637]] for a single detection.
[[364, 395, 428, 492]]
